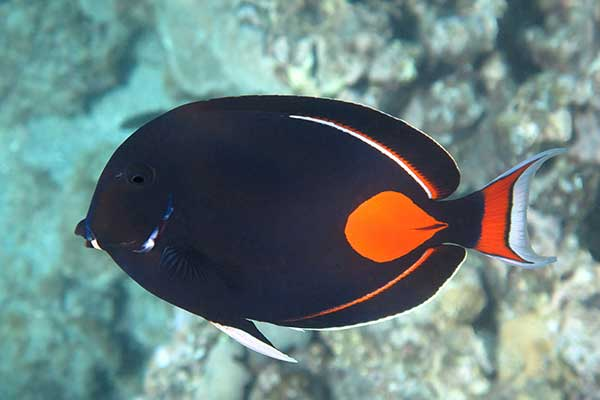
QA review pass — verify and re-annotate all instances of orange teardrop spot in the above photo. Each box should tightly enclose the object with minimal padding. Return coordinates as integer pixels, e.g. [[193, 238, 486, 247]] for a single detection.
[[345, 191, 446, 263]]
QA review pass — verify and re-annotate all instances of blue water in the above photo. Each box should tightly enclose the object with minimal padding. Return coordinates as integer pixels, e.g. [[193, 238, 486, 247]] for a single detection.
[[1, 1, 598, 399]]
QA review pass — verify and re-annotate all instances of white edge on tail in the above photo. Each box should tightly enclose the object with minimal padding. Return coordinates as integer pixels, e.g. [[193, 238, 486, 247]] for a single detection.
[[488, 148, 565, 269]]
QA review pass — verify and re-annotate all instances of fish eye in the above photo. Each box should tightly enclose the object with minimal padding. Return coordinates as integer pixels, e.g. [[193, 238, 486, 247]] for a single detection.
[[131, 175, 145, 185], [126, 163, 155, 187]]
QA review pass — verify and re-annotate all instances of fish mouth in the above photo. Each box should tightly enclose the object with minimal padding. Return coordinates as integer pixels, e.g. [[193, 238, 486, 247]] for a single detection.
[[74, 218, 105, 250], [75, 195, 174, 253]]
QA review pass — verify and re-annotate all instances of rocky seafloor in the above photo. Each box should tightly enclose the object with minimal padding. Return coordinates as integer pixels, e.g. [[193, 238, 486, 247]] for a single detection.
[[1, 0, 599, 399]]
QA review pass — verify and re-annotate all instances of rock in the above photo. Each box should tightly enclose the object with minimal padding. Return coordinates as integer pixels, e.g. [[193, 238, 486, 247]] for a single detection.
[[0, 0, 147, 126], [321, 317, 492, 399], [156, 0, 285, 97], [318, 262, 492, 400], [0, 46, 174, 400], [368, 40, 420, 86], [419, 75, 485, 137], [144, 313, 251, 400], [495, 72, 576, 156], [524, 0, 597, 71], [480, 53, 511, 94], [486, 232, 600, 398], [572, 109, 600, 165], [558, 305, 600, 394], [248, 362, 330, 400], [416, 0, 507, 65], [155, 0, 409, 98], [497, 314, 557, 383], [436, 260, 487, 324], [199, 339, 251, 400]]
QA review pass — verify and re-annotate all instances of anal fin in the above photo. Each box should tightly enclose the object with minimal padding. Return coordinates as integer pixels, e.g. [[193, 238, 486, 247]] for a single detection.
[[210, 319, 297, 363], [280, 245, 467, 330]]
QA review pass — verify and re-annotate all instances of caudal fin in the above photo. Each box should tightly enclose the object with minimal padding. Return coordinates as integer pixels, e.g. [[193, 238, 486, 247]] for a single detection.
[[472, 148, 564, 268]]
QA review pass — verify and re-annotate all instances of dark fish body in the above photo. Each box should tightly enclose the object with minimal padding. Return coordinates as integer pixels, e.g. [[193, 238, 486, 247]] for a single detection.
[[76, 96, 562, 361]]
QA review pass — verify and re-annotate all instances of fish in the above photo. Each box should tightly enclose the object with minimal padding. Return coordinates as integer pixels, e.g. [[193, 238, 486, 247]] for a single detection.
[[75, 95, 564, 362]]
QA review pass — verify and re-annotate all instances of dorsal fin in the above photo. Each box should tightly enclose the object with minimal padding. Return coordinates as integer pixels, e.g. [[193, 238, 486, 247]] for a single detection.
[[186, 95, 460, 199]]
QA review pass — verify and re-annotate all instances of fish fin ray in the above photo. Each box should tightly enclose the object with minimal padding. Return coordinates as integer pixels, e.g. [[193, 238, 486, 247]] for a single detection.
[[160, 246, 243, 289], [160, 246, 207, 281]]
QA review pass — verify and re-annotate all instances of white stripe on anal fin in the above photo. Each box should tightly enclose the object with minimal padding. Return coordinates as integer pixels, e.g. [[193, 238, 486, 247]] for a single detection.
[[289, 115, 434, 199], [210, 321, 297, 363]]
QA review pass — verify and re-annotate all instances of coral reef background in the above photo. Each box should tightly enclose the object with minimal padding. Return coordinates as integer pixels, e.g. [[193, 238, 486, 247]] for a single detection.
[[0, 0, 599, 399]]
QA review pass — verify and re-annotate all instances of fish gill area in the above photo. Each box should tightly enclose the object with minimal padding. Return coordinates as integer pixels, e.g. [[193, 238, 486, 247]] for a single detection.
[[0, 0, 599, 399]]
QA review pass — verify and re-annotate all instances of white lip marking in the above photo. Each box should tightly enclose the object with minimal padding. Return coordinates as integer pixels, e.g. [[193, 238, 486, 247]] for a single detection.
[[90, 238, 102, 251]]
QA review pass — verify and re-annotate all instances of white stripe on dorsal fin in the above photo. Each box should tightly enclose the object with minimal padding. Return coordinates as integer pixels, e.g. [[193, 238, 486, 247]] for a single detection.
[[187, 96, 460, 198], [289, 115, 435, 198], [210, 321, 297, 363]]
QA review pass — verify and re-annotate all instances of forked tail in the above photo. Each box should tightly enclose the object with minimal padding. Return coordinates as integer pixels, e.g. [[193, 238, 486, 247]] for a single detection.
[[466, 148, 564, 268]]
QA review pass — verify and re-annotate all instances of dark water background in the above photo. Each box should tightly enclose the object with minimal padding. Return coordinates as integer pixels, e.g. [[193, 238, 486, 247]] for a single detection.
[[1, 1, 599, 399]]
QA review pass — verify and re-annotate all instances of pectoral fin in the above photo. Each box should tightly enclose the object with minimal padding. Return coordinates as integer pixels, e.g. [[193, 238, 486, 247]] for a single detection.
[[160, 246, 243, 290], [210, 319, 297, 363]]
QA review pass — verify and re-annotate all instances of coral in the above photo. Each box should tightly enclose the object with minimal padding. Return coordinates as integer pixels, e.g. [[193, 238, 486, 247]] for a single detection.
[[248, 356, 331, 400], [572, 109, 600, 165], [524, 0, 598, 71], [481, 232, 600, 398], [156, 0, 285, 97], [494, 72, 575, 156], [144, 314, 251, 400], [558, 305, 600, 394], [142, 316, 314, 399], [0, 0, 149, 127], [0, 39, 174, 399], [318, 263, 492, 400], [416, 0, 508, 65], [155, 0, 420, 98], [417, 74, 486, 138], [367, 40, 421, 87], [321, 322, 491, 400]]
